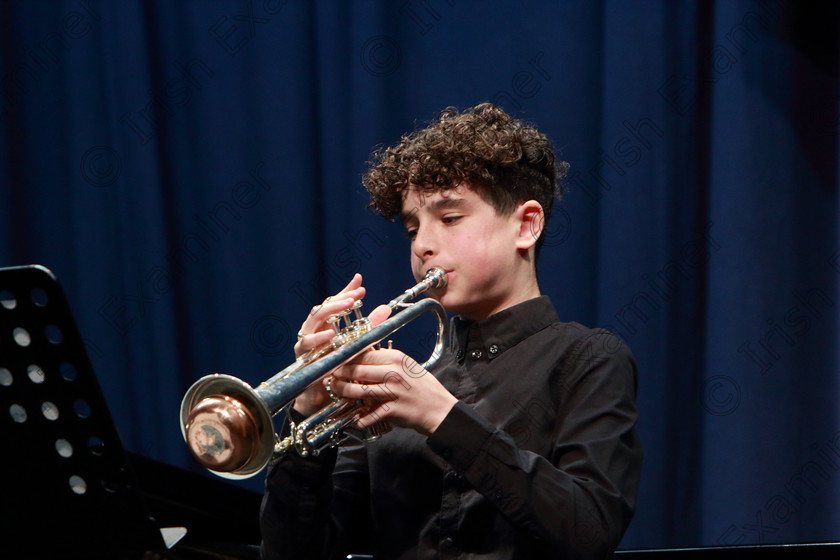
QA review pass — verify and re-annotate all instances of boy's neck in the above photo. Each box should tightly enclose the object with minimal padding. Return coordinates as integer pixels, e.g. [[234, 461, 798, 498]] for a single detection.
[[457, 273, 541, 322]]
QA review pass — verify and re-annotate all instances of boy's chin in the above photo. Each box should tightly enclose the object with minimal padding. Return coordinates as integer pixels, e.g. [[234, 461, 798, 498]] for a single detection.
[[439, 296, 479, 320], [436, 294, 460, 313]]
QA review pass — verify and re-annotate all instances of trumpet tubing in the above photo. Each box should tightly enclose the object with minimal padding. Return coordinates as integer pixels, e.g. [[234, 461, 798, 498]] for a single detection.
[[180, 268, 448, 479]]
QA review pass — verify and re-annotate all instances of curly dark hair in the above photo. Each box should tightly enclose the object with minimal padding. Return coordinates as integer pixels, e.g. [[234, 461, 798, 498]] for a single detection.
[[362, 102, 568, 257]]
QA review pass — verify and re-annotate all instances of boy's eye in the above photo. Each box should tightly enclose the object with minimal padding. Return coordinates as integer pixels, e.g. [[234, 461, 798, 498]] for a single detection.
[[405, 228, 418, 239], [442, 215, 462, 225]]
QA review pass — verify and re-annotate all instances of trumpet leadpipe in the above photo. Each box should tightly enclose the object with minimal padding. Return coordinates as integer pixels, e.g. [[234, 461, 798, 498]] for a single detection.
[[388, 267, 447, 308]]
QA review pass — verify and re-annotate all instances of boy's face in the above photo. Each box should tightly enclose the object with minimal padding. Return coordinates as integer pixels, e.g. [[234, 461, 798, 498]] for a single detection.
[[400, 183, 537, 321]]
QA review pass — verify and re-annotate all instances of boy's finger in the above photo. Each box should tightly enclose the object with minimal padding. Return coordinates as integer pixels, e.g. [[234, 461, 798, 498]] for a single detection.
[[294, 329, 334, 356], [336, 273, 363, 296], [367, 304, 393, 328], [302, 295, 359, 331]]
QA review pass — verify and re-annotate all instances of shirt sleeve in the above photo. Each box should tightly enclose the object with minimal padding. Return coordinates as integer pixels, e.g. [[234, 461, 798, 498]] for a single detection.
[[259, 409, 371, 560], [426, 331, 642, 558]]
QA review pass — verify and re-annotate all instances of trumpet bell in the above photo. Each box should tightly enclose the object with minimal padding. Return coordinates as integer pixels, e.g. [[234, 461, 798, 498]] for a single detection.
[[180, 374, 275, 479]]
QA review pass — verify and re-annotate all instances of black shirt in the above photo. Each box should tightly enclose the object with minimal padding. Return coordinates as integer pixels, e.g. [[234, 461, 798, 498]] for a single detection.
[[260, 296, 642, 559]]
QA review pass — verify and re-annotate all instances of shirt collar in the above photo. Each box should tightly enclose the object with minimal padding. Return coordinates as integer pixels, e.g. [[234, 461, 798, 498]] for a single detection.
[[450, 296, 558, 364]]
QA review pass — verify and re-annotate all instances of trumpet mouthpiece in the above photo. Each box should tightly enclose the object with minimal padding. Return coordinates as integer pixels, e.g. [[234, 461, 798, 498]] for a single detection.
[[387, 267, 447, 308], [424, 267, 447, 289]]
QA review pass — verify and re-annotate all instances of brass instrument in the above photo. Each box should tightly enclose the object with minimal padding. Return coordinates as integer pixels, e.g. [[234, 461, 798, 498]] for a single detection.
[[179, 268, 448, 479]]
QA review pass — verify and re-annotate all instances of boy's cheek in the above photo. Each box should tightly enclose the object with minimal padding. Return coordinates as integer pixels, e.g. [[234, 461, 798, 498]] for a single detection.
[[409, 258, 423, 280]]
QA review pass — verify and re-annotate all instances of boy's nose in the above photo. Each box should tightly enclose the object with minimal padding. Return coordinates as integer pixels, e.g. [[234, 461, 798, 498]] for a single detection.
[[412, 226, 437, 258]]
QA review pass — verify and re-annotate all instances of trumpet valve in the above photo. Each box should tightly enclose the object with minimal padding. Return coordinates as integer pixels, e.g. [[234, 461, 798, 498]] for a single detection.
[[327, 314, 343, 334], [350, 317, 371, 336], [361, 420, 393, 442], [331, 331, 349, 348], [351, 299, 364, 321]]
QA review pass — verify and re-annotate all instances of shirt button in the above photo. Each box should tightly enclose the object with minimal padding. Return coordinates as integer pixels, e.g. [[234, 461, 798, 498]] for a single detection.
[[495, 489, 503, 500], [442, 537, 454, 547], [489, 344, 499, 354], [445, 470, 458, 480], [456, 349, 463, 360], [470, 350, 482, 359]]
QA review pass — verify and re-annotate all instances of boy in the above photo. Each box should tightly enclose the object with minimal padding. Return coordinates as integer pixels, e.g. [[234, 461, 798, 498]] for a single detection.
[[260, 103, 642, 559]]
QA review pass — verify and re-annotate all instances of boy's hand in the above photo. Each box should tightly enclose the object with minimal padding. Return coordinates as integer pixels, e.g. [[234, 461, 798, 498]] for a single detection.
[[331, 348, 458, 436], [291, 274, 366, 417]]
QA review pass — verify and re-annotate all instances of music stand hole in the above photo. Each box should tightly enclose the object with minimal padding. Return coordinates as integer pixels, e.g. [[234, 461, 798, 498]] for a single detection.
[[41, 401, 59, 421], [69, 475, 87, 495], [0, 290, 15, 310], [13, 327, 31, 347], [0, 368, 12, 386], [31, 287, 48, 307], [46, 324, 63, 344], [88, 436, 105, 456], [60, 362, 77, 382], [9, 404, 27, 423], [56, 439, 73, 458], [27, 364, 46, 384], [74, 399, 91, 419]]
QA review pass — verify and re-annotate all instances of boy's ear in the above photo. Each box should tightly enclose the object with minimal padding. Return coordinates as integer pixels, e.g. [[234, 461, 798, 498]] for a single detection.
[[515, 200, 544, 251]]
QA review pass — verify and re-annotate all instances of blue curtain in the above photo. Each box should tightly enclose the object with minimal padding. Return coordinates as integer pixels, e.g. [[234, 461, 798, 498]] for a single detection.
[[1, 0, 838, 549]]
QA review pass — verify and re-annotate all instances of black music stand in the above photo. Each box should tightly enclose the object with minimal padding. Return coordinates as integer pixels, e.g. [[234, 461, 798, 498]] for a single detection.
[[0, 265, 174, 559]]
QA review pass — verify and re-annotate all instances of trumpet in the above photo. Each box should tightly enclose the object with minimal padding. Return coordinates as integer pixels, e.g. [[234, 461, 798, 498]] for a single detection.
[[179, 268, 448, 479]]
